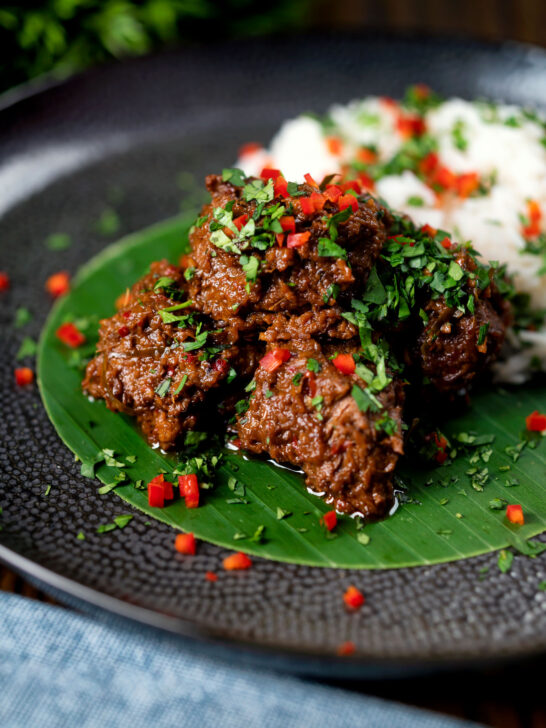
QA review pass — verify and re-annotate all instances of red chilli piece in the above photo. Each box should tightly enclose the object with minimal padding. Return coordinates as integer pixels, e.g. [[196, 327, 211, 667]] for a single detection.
[[526, 410, 546, 432], [118, 325, 130, 337], [274, 178, 288, 198], [0, 271, 9, 292], [233, 214, 249, 231], [179, 473, 200, 508], [260, 167, 281, 181], [148, 476, 165, 508], [421, 223, 437, 238], [506, 504, 525, 526], [326, 136, 343, 156], [337, 641, 356, 657], [343, 585, 365, 610], [439, 237, 452, 250], [45, 271, 70, 298], [259, 348, 291, 373], [332, 353, 356, 375], [238, 142, 262, 157], [223, 552, 252, 571], [280, 216, 296, 233], [205, 571, 218, 582], [299, 197, 314, 215], [287, 231, 311, 249], [15, 367, 34, 386], [304, 173, 319, 188], [324, 185, 343, 203], [56, 322, 86, 348], [310, 192, 326, 212], [338, 194, 358, 213], [321, 510, 337, 531], [175, 532, 196, 555], [275, 233, 285, 247]]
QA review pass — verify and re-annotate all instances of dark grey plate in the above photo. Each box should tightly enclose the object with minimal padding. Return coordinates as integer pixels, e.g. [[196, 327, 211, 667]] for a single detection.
[[1, 34, 546, 678]]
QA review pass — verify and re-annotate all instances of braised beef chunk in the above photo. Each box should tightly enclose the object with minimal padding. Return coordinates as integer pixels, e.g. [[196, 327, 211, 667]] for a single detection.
[[236, 339, 404, 519], [83, 170, 512, 518], [83, 260, 260, 450], [409, 250, 511, 394], [185, 174, 390, 326]]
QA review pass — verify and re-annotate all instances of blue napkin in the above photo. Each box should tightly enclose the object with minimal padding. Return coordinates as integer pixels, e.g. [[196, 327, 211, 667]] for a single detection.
[[0, 592, 480, 728]]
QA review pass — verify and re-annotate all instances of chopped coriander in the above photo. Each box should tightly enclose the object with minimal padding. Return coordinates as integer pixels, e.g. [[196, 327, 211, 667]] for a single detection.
[[45, 233, 71, 250], [292, 372, 303, 386], [351, 384, 381, 414], [222, 168, 246, 186], [154, 276, 175, 290], [184, 266, 196, 281], [173, 374, 188, 396], [14, 307, 32, 327], [477, 323, 489, 346], [489, 498, 507, 510], [114, 514, 133, 529], [226, 367, 237, 384], [265, 389, 274, 398], [76, 531, 85, 540], [182, 331, 208, 351], [317, 237, 347, 259], [16, 336, 37, 360], [276, 507, 291, 520], [155, 377, 172, 398], [451, 119, 468, 151], [306, 358, 320, 373], [96, 207, 120, 236], [538, 581, 546, 591], [407, 196, 424, 207], [498, 549, 514, 573], [44, 484, 52, 496], [323, 282, 340, 303], [356, 532, 370, 545], [250, 525, 266, 543], [240, 254, 260, 283]]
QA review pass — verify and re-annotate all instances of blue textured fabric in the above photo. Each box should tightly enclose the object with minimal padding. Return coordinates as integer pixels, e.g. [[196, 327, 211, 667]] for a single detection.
[[0, 592, 481, 728]]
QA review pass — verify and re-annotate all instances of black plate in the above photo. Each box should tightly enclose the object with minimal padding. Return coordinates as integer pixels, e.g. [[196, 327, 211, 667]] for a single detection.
[[1, 33, 546, 677]]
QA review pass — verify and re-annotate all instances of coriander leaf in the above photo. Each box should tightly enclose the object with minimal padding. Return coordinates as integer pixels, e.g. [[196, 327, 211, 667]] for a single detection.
[[222, 168, 246, 186], [155, 377, 171, 398], [317, 237, 347, 259], [174, 374, 188, 396], [182, 331, 208, 351], [45, 233, 71, 250], [497, 549, 514, 573], [16, 336, 37, 360], [351, 384, 382, 413], [306, 358, 320, 373], [14, 307, 32, 327]]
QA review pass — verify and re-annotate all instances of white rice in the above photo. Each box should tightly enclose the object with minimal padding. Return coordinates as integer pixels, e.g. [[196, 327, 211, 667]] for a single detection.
[[237, 95, 546, 382]]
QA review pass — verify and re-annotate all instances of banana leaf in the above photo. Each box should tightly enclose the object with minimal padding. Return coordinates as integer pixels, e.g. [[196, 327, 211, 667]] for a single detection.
[[37, 213, 546, 568]]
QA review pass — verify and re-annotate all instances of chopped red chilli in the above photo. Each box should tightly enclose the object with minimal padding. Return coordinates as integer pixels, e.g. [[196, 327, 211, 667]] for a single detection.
[[45, 271, 70, 298], [223, 552, 252, 571], [179, 473, 200, 508], [526, 410, 546, 432], [15, 367, 34, 386], [175, 532, 196, 555], [287, 232, 311, 249], [321, 510, 337, 531], [332, 353, 356, 375], [259, 348, 291, 373], [337, 641, 356, 657], [506, 504, 525, 525], [343, 585, 365, 610], [0, 271, 9, 292], [56, 322, 86, 348]]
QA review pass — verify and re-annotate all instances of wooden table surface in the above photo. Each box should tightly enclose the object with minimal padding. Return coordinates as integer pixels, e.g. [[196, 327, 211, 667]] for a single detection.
[[2, 564, 545, 727]]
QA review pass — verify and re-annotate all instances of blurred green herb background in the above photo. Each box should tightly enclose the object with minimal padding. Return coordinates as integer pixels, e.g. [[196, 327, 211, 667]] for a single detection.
[[0, 0, 310, 92], [1, 1, 544, 94]]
